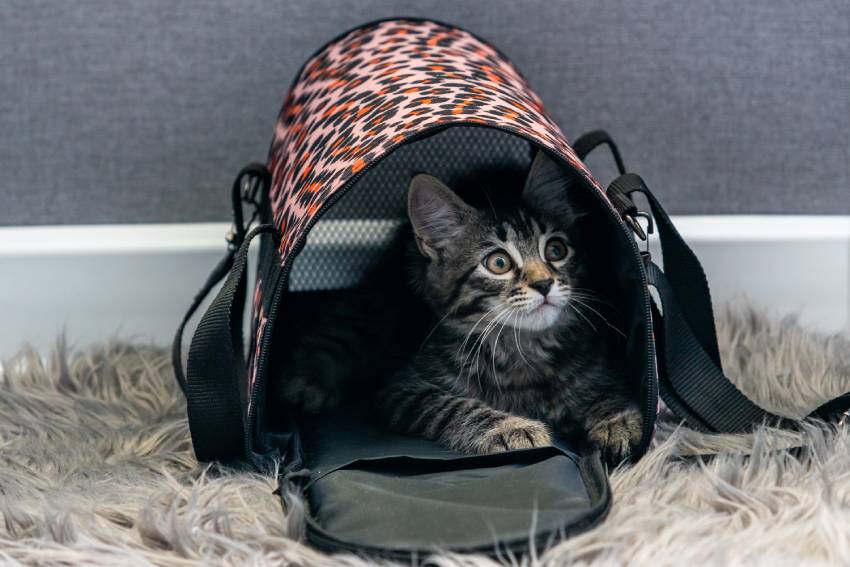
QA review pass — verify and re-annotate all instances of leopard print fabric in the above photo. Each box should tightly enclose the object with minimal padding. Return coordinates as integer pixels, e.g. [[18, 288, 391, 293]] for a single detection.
[[247, 278, 266, 418], [267, 18, 603, 262]]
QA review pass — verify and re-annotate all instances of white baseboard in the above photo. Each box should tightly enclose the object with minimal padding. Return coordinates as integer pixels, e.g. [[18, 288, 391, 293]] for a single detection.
[[650, 216, 850, 335], [1, 216, 848, 358]]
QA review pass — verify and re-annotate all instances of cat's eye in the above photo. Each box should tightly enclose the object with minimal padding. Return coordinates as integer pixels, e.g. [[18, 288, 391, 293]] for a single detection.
[[544, 237, 569, 262], [484, 250, 514, 274]]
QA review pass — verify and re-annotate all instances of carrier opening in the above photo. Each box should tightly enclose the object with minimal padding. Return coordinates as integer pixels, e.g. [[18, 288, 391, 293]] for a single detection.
[[260, 125, 651, 455]]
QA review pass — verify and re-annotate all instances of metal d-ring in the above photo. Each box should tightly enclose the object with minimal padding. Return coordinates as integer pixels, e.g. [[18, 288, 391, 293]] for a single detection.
[[624, 210, 655, 264], [624, 210, 654, 241]]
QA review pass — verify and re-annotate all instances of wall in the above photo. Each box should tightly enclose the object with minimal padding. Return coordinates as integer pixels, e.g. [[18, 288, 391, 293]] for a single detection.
[[1, 0, 848, 226]]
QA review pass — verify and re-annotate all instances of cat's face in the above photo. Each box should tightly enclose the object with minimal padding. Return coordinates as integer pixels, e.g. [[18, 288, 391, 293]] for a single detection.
[[408, 151, 588, 333]]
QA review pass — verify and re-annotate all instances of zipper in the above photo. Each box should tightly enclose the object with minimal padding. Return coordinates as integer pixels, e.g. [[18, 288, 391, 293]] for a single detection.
[[584, 189, 657, 456], [247, 122, 659, 461], [301, 511, 607, 560]]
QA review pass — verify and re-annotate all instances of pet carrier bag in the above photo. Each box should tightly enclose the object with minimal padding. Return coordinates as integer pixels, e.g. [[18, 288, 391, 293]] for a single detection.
[[173, 18, 850, 558]]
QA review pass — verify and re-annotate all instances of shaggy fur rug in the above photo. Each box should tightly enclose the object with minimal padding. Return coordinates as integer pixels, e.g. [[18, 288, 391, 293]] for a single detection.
[[2, 301, 850, 566]]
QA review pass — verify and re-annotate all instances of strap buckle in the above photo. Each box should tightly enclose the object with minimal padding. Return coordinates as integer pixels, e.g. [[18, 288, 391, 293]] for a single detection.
[[606, 175, 653, 241], [228, 163, 271, 251], [627, 211, 654, 266], [624, 210, 654, 242], [240, 171, 263, 208], [605, 173, 655, 263], [225, 229, 239, 252]]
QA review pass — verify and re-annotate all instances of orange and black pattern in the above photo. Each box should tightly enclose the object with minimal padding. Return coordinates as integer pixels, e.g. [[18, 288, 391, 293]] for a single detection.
[[267, 18, 603, 263]]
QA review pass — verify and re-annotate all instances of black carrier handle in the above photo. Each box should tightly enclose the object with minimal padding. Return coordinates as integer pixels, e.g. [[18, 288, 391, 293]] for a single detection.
[[572, 130, 850, 433], [172, 164, 274, 464]]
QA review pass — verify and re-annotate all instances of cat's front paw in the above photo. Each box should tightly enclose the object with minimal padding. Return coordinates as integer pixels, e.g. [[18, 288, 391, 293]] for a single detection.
[[586, 406, 643, 466], [280, 375, 340, 415], [476, 416, 553, 454]]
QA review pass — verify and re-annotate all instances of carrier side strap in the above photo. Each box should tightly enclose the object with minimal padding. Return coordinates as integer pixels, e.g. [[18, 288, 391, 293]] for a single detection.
[[646, 262, 791, 431], [649, 258, 850, 437], [172, 163, 270, 394], [184, 224, 277, 462], [172, 252, 235, 393], [575, 130, 850, 432], [636, 177, 850, 432]]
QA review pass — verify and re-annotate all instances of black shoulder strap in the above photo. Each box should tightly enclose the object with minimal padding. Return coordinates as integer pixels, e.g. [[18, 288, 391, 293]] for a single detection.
[[184, 223, 277, 462], [172, 251, 235, 393], [572, 129, 626, 176], [572, 130, 850, 433], [172, 164, 273, 463], [172, 163, 270, 394]]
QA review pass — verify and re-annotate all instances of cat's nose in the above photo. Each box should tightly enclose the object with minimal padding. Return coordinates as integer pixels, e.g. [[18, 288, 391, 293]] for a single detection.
[[529, 278, 554, 296]]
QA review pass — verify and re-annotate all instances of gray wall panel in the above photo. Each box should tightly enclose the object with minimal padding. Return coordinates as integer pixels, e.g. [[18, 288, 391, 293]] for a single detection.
[[1, 0, 848, 226]]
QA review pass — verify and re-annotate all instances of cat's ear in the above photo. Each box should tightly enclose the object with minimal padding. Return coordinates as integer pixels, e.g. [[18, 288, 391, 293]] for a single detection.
[[523, 151, 585, 223], [407, 174, 473, 260]]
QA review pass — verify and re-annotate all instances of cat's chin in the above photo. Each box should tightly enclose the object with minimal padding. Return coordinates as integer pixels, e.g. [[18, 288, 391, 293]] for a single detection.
[[511, 303, 563, 332]]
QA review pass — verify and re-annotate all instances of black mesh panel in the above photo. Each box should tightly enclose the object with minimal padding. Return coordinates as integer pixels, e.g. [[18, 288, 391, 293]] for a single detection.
[[288, 127, 533, 291]]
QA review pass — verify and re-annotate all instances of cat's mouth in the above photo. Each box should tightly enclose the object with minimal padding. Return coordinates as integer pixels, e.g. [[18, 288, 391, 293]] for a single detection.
[[530, 294, 565, 311], [531, 299, 557, 311]]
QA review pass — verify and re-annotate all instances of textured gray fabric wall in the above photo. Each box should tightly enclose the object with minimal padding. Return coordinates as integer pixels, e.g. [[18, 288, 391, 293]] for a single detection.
[[1, 0, 848, 226]]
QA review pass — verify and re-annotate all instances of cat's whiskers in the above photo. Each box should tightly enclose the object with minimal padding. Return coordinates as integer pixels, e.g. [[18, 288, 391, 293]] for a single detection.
[[470, 307, 512, 388], [459, 306, 511, 390], [489, 307, 515, 389], [518, 311, 532, 368], [570, 293, 616, 308], [481, 186, 498, 219], [555, 285, 623, 336], [419, 310, 453, 351], [456, 313, 492, 390], [570, 297, 627, 338], [512, 309, 533, 369], [563, 286, 616, 307], [567, 302, 599, 333], [456, 303, 503, 365], [466, 308, 511, 392], [461, 306, 507, 372]]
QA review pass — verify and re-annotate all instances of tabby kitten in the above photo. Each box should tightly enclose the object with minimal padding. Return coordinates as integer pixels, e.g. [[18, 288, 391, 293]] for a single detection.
[[377, 151, 642, 464]]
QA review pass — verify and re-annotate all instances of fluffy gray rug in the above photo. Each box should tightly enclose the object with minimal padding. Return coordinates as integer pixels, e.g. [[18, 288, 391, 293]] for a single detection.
[[2, 301, 850, 566]]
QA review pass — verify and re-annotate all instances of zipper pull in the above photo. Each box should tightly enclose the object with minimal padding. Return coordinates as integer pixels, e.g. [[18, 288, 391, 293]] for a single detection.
[[605, 174, 655, 264]]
